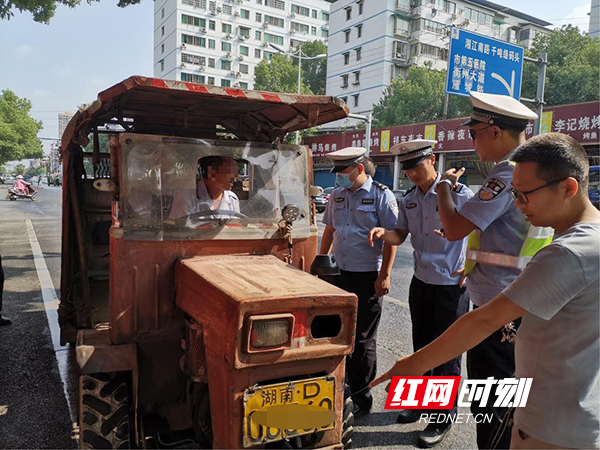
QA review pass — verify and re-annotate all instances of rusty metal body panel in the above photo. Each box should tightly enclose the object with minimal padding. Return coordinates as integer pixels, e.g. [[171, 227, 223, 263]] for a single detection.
[[76, 329, 137, 374], [174, 254, 357, 449]]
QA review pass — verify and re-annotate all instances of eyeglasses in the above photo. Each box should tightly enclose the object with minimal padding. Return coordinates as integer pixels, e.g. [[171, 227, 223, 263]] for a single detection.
[[510, 179, 566, 204], [469, 125, 493, 140]]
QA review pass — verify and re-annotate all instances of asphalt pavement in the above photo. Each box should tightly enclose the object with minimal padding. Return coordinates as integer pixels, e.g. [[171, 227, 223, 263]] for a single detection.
[[0, 185, 476, 449]]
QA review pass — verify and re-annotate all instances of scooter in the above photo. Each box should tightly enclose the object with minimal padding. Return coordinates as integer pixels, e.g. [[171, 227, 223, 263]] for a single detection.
[[7, 187, 37, 201]]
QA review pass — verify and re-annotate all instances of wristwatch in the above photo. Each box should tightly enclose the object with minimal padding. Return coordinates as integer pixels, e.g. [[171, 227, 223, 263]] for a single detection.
[[435, 179, 453, 192]]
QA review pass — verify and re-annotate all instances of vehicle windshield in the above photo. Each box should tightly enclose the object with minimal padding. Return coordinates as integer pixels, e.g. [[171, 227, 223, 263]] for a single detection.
[[121, 134, 310, 241]]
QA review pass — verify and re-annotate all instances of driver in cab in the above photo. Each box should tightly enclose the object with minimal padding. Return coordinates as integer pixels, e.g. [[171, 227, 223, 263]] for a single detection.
[[170, 155, 240, 220]]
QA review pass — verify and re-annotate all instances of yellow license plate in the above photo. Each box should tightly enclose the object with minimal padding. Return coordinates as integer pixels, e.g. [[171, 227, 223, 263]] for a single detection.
[[243, 376, 336, 448]]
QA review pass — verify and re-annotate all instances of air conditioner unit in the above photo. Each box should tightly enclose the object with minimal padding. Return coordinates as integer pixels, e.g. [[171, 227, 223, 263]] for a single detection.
[[226, 33, 232, 38], [290, 12, 296, 18], [451, 13, 457, 20], [180, 63, 186, 68], [234, 10, 240, 17], [230, 70, 237, 76], [262, 41, 269, 47], [226, 52, 232, 58], [239, 35, 246, 41], [216, 6, 222, 12], [199, 65, 206, 71], [239, 55, 245, 60], [290, 29, 296, 34], [463, 19, 470, 25], [236, 72, 241, 77], [233, 82, 240, 87], [200, 27, 207, 33], [181, 43, 187, 49], [263, 22, 269, 28]]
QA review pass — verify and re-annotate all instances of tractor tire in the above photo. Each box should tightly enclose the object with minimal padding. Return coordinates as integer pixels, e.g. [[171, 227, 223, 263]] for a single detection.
[[341, 385, 354, 449], [79, 372, 132, 449]]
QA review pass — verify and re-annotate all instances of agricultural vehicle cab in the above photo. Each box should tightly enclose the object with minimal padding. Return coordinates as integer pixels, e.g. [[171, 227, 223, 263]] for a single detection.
[[59, 77, 358, 449]]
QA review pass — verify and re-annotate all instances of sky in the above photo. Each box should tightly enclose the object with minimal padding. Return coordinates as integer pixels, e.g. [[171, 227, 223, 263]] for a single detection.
[[0, 0, 593, 155]]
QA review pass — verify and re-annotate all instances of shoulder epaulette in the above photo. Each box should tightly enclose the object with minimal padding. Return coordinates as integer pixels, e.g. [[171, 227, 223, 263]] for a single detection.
[[372, 180, 389, 190], [405, 185, 416, 196]]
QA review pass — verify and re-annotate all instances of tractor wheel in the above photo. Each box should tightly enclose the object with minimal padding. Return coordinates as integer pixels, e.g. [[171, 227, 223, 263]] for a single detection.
[[342, 385, 354, 449], [79, 372, 132, 449]]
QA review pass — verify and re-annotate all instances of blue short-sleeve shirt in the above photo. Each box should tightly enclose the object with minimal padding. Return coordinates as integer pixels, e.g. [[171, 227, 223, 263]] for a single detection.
[[397, 174, 474, 285], [323, 176, 398, 272]]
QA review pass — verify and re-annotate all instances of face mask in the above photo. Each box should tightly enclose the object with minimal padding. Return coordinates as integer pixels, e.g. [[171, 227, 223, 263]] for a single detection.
[[335, 167, 357, 189]]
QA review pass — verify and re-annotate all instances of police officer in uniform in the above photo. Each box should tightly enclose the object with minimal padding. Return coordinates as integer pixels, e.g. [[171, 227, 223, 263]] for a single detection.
[[368, 140, 473, 447], [434, 92, 538, 449], [320, 147, 399, 418]]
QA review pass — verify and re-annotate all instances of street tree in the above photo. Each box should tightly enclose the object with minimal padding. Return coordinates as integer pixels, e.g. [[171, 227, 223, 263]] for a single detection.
[[372, 65, 472, 128], [0, 90, 44, 166], [254, 53, 313, 95], [14, 164, 26, 175], [522, 25, 600, 107], [292, 40, 328, 95], [0, 0, 139, 24]]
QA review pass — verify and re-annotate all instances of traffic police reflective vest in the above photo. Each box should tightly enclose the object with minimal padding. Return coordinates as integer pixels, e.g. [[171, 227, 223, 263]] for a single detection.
[[464, 224, 554, 274]]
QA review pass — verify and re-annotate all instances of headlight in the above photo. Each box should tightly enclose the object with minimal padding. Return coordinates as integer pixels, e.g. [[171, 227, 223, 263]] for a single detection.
[[247, 314, 294, 352]]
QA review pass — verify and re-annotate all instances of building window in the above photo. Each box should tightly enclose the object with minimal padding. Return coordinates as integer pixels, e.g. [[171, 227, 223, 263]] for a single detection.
[[208, 77, 215, 85], [255, 30, 262, 40], [182, 53, 206, 65], [344, 29, 351, 43], [240, 45, 249, 56], [291, 22, 309, 34], [182, 14, 206, 27], [422, 19, 446, 35], [222, 42, 232, 51], [221, 79, 231, 87], [353, 71, 360, 85], [464, 7, 492, 25], [161, 26, 165, 36], [254, 48, 261, 58], [265, 15, 284, 27], [265, 0, 285, 10], [321, 28, 329, 38], [255, 12, 262, 21], [311, 26, 317, 35], [291, 4, 310, 16], [221, 60, 232, 70], [222, 23, 232, 33], [356, 24, 362, 38], [264, 51, 274, 60], [240, 26, 251, 37], [182, 34, 206, 47], [241, 9, 250, 19], [240, 82, 249, 89], [264, 32, 284, 45], [396, 17, 410, 35], [356, 47, 361, 61], [341, 74, 349, 88], [222, 4, 232, 14], [208, 39, 215, 49], [343, 52, 350, 65], [311, 9, 317, 18], [340, 96, 348, 104], [240, 63, 249, 74], [345, 6, 351, 20], [357, 1, 363, 15], [321, 11, 329, 21], [161, 43, 164, 54], [352, 94, 359, 107], [160, 60, 164, 71], [181, 73, 206, 84], [161, 8, 164, 18], [208, 58, 216, 67]]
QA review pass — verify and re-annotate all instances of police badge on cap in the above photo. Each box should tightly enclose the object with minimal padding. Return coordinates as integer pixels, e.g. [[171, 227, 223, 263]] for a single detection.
[[390, 139, 437, 170], [328, 147, 366, 173], [461, 92, 538, 131]]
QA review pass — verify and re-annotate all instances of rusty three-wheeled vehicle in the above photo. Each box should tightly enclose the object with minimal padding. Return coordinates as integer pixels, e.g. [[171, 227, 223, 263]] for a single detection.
[[59, 76, 358, 449]]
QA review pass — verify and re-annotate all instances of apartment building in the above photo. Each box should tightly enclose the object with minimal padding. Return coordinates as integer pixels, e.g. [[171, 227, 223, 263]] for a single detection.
[[154, 0, 333, 89], [326, 0, 551, 122]]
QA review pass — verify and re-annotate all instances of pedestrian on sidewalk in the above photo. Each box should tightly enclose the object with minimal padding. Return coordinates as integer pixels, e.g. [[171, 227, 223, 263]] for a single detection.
[[368, 139, 474, 447]]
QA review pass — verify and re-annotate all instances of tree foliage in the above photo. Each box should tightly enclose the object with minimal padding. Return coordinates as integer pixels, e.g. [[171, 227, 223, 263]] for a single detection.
[[14, 164, 26, 175], [522, 25, 600, 107], [254, 53, 313, 95], [293, 40, 328, 95], [0, 90, 43, 166], [0, 0, 139, 24], [372, 65, 472, 128]]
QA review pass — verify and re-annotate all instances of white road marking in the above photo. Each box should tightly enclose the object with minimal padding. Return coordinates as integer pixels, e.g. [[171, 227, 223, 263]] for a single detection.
[[25, 219, 75, 421]]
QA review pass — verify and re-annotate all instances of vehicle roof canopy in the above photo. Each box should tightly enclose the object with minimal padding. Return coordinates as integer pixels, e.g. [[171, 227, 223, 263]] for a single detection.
[[61, 76, 349, 152]]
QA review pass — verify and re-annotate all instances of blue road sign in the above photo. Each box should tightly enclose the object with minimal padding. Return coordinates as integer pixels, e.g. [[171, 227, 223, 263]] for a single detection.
[[445, 27, 524, 99]]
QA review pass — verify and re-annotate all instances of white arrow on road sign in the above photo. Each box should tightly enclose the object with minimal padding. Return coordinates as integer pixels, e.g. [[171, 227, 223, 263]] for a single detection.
[[491, 70, 516, 97]]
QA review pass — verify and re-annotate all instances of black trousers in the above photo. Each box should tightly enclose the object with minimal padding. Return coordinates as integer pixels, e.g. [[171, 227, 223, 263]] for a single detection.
[[468, 305, 521, 449], [409, 277, 469, 419], [0, 255, 4, 313], [333, 270, 382, 411]]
